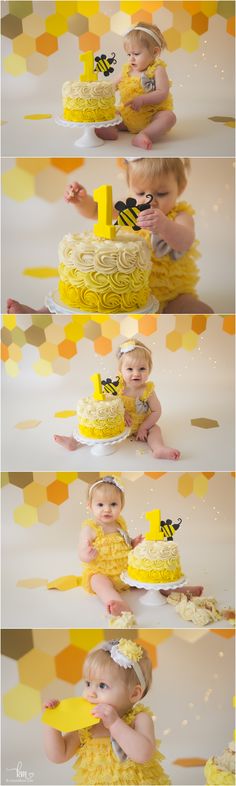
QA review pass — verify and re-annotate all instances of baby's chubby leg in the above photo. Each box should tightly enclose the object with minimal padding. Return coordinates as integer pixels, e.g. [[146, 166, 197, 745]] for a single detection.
[[95, 121, 127, 141], [163, 293, 214, 314], [7, 298, 49, 314], [133, 110, 176, 149], [53, 435, 81, 451], [147, 424, 180, 461], [90, 573, 131, 616]]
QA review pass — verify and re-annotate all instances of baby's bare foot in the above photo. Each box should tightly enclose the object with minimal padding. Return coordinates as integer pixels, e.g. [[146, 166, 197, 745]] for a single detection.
[[132, 132, 152, 150], [7, 298, 49, 314], [152, 446, 180, 461], [95, 127, 119, 141], [53, 435, 81, 451], [107, 599, 131, 616]]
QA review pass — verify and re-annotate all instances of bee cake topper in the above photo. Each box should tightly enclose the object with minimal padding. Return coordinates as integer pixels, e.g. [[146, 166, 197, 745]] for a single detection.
[[114, 194, 153, 231], [101, 376, 120, 396], [160, 517, 182, 541], [94, 52, 117, 77]]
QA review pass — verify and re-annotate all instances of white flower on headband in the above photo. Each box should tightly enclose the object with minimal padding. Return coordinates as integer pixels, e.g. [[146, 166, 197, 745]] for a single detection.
[[119, 341, 137, 354], [100, 640, 146, 691]]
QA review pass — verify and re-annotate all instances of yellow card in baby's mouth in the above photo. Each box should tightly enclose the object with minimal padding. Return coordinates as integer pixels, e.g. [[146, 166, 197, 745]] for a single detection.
[[42, 698, 100, 732]]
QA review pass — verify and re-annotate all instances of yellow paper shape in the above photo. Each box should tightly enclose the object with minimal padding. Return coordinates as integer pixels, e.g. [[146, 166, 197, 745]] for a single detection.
[[42, 698, 99, 732], [23, 267, 59, 278], [15, 420, 42, 429], [47, 575, 81, 591], [54, 410, 77, 418], [24, 114, 52, 120], [17, 578, 48, 588]]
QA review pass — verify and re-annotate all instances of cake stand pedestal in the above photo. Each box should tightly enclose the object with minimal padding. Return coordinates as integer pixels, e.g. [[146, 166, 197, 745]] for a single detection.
[[73, 427, 130, 456], [54, 115, 121, 148], [45, 291, 159, 315], [120, 572, 187, 607]]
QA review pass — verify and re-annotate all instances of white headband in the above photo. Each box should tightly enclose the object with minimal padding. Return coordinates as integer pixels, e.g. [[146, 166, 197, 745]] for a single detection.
[[101, 640, 146, 692], [126, 26, 163, 47], [118, 341, 151, 357], [88, 476, 124, 496]]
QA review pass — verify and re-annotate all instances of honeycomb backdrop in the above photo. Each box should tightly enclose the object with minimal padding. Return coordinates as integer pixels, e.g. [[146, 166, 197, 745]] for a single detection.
[[2, 1, 235, 77], [2, 471, 235, 528], [1, 314, 235, 378]]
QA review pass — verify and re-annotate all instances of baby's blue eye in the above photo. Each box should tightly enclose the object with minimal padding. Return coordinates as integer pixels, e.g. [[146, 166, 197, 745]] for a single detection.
[[85, 680, 90, 687], [99, 682, 109, 690], [111, 502, 117, 507]]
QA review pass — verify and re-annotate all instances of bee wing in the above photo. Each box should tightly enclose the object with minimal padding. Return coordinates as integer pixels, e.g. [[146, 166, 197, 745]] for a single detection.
[[114, 200, 126, 211]]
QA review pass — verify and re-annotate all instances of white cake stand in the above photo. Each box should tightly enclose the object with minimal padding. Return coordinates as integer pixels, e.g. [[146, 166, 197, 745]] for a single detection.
[[45, 290, 159, 315], [121, 571, 187, 607], [73, 426, 130, 456], [54, 114, 121, 148]]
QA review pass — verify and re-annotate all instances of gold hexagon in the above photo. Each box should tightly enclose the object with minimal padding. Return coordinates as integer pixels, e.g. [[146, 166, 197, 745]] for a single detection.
[[2, 166, 34, 201], [18, 648, 56, 689], [3, 683, 41, 722]]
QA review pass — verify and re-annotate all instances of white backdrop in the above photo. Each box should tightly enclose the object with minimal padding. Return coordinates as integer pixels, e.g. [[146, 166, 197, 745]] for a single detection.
[[2, 315, 235, 471], [2, 2, 235, 157], [2, 158, 235, 314], [2, 472, 235, 629], [1, 630, 235, 786]]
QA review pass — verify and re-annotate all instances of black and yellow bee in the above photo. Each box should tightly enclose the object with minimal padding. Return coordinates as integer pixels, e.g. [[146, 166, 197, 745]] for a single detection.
[[114, 194, 153, 231], [94, 52, 117, 77], [101, 376, 120, 396], [160, 517, 182, 541]]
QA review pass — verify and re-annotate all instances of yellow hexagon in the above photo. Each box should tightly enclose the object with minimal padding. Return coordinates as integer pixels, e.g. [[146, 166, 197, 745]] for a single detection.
[[5, 359, 19, 377], [23, 482, 47, 507], [4, 52, 27, 76], [166, 330, 182, 351], [178, 473, 194, 497], [16, 157, 50, 174], [2, 166, 34, 201], [45, 13, 67, 36], [3, 683, 41, 722], [13, 33, 36, 57], [33, 360, 52, 376], [33, 628, 70, 654], [39, 342, 59, 361], [56, 1, 77, 17], [111, 11, 131, 35], [56, 472, 78, 484], [101, 319, 120, 339], [76, 1, 99, 16], [181, 29, 199, 52], [14, 503, 38, 527], [182, 330, 199, 351], [140, 630, 173, 646], [45, 323, 66, 343], [193, 474, 208, 498], [64, 321, 84, 341], [120, 316, 137, 338], [163, 27, 182, 51], [22, 12, 45, 36], [35, 167, 66, 202], [120, 1, 141, 12], [37, 501, 59, 525], [89, 12, 110, 35], [70, 630, 104, 650], [18, 648, 56, 689], [2, 314, 17, 330], [200, 2, 218, 16], [173, 8, 191, 32], [8, 343, 22, 362]]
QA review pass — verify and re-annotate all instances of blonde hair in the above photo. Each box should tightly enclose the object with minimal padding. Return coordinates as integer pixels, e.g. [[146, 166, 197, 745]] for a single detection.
[[126, 158, 190, 194], [83, 645, 152, 699], [87, 478, 125, 509], [124, 23, 166, 53], [117, 340, 153, 373]]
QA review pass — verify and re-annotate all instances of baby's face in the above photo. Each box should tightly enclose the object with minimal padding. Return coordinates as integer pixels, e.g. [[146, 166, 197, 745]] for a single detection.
[[83, 670, 132, 715], [129, 170, 180, 216], [89, 486, 122, 526], [121, 353, 150, 388], [125, 41, 158, 72]]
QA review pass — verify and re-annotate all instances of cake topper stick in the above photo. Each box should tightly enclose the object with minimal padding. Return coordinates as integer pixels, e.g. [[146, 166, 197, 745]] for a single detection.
[[80, 51, 98, 83], [93, 185, 116, 240], [90, 373, 105, 401], [145, 509, 164, 541]]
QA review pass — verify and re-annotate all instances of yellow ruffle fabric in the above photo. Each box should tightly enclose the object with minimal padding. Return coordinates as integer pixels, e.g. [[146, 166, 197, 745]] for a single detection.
[[119, 380, 154, 436], [80, 517, 131, 594], [118, 59, 173, 133], [73, 704, 171, 785], [204, 760, 235, 785], [148, 201, 200, 309]]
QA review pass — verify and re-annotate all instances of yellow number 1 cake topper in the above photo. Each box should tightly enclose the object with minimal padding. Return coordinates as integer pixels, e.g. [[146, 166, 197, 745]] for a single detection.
[[145, 509, 164, 541], [80, 51, 98, 83], [93, 185, 116, 240], [90, 373, 105, 401]]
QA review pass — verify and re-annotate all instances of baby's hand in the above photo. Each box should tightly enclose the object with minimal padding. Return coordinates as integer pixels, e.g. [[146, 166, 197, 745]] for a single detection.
[[131, 534, 143, 548], [125, 410, 132, 427], [43, 699, 60, 710], [136, 424, 148, 442], [92, 703, 119, 729], [137, 207, 167, 235], [64, 181, 87, 204], [125, 96, 144, 111], [83, 541, 98, 562]]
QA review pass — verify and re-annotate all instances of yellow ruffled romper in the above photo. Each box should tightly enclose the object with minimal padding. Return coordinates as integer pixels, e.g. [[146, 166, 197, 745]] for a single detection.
[[80, 517, 131, 594], [73, 703, 171, 785], [119, 380, 154, 436], [118, 58, 173, 134], [147, 201, 201, 311]]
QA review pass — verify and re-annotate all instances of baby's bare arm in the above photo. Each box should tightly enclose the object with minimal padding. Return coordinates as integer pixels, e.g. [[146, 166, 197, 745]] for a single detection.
[[78, 525, 97, 561], [44, 726, 80, 763], [143, 391, 161, 430], [138, 210, 195, 253], [110, 712, 155, 763], [140, 66, 169, 106], [64, 181, 118, 220]]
